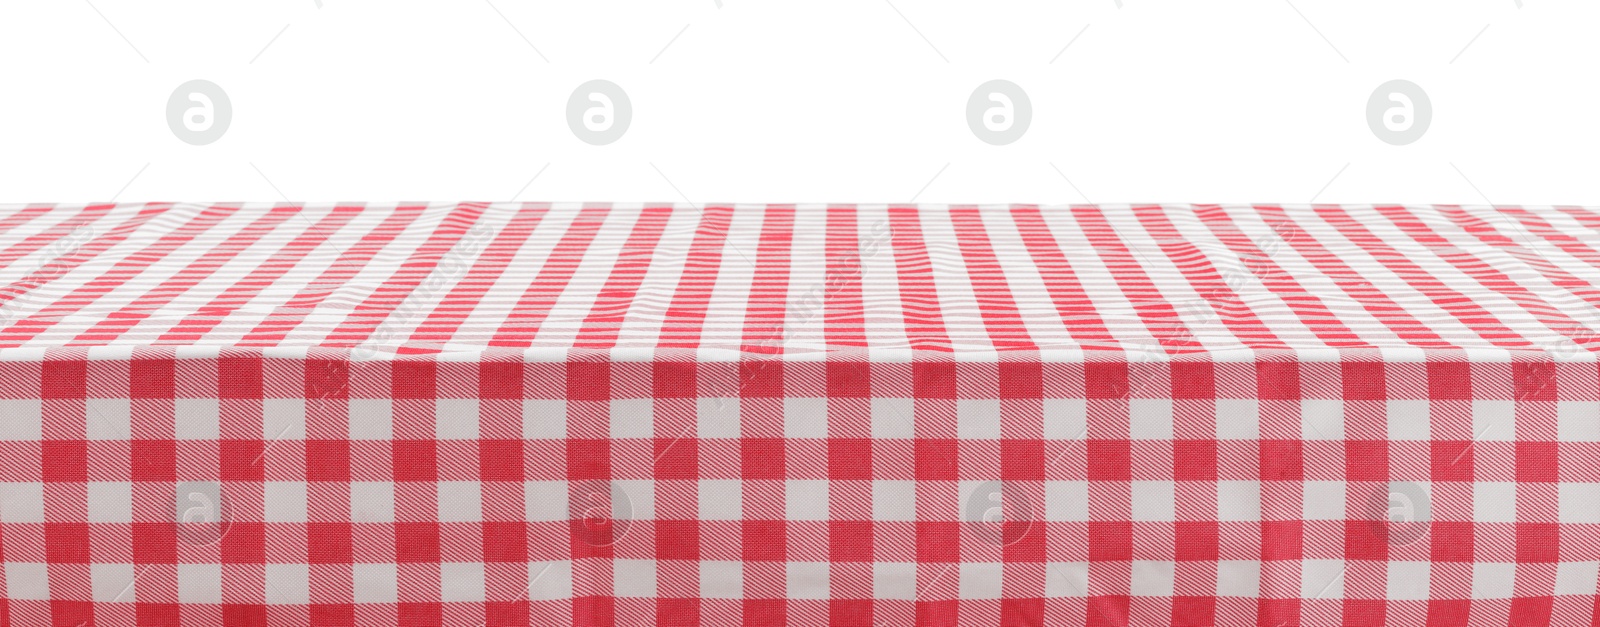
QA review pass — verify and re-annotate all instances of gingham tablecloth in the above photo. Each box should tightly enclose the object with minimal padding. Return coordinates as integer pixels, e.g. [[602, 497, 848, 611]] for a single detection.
[[2, 203, 1599, 626]]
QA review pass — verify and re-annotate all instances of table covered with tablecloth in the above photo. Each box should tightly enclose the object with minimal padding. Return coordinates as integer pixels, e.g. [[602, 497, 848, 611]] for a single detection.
[[1, 202, 1598, 626]]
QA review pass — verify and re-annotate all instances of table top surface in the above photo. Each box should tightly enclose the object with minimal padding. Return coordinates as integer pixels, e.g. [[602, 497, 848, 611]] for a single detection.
[[2, 203, 1598, 359]]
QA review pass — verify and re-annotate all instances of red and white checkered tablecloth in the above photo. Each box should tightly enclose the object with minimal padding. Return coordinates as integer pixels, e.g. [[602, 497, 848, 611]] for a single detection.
[[2, 203, 1600, 626]]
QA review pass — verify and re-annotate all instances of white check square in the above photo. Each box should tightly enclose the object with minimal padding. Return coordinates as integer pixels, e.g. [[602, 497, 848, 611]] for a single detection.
[[525, 481, 569, 522], [874, 562, 917, 600], [263, 398, 305, 440], [5, 563, 49, 600], [174, 398, 220, 440], [1214, 400, 1258, 440], [91, 563, 137, 602], [0, 399, 42, 440], [177, 563, 223, 603], [787, 562, 830, 600], [1471, 562, 1516, 600], [348, 399, 392, 440], [436, 399, 480, 439], [350, 482, 395, 523], [1474, 483, 1516, 523], [352, 563, 398, 603], [1042, 398, 1087, 440], [872, 398, 915, 439], [1388, 400, 1430, 441], [959, 562, 1004, 599], [784, 397, 828, 438], [1217, 560, 1261, 598], [265, 563, 310, 605], [614, 560, 657, 598], [700, 561, 744, 599], [699, 480, 742, 520], [0, 482, 45, 523], [873, 480, 917, 521], [610, 398, 653, 438], [1559, 483, 1600, 524], [1558, 402, 1600, 442], [1130, 561, 1175, 597], [786, 480, 830, 521], [528, 561, 573, 601], [1130, 481, 1175, 522], [1129, 399, 1173, 439], [698, 398, 740, 438], [440, 562, 486, 602], [958, 399, 1001, 439], [1045, 481, 1089, 522], [86, 398, 131, 440], [263, 481, 308, 523], [523, 399, 567, 439], [438, 481, 482, 522], [1386, 562, 1430, 600], [1217, 481, 1260, 522]]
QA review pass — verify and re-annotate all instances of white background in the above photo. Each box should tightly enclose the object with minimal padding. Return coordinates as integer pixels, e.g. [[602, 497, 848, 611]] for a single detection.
[[0, 0, 1595, 204]]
